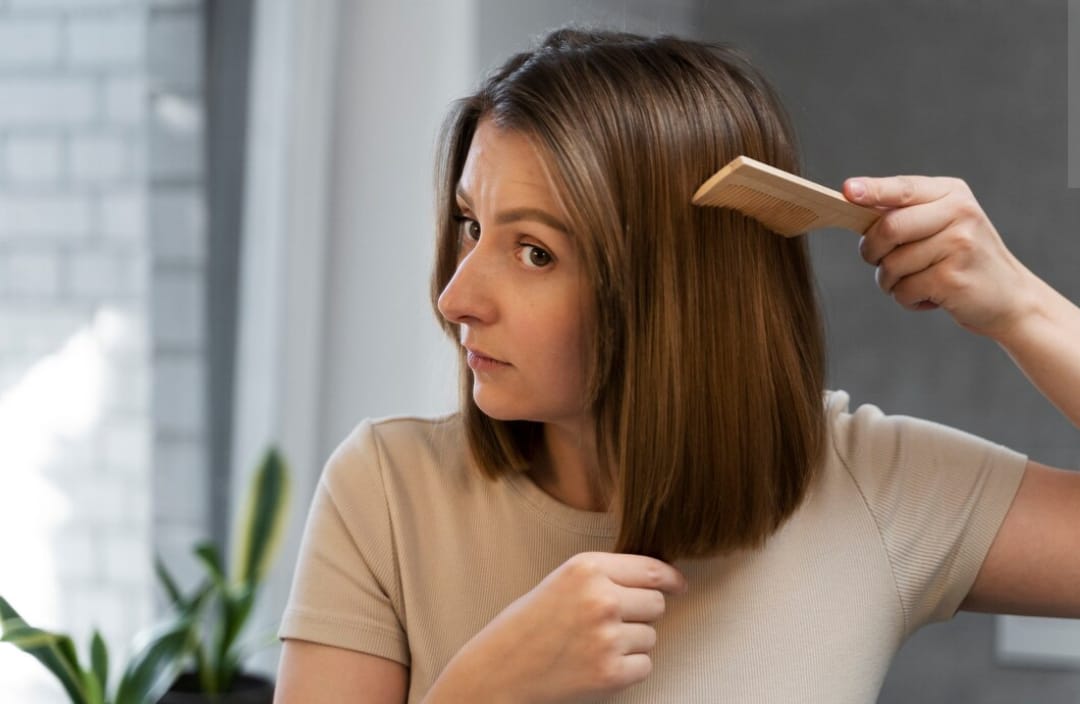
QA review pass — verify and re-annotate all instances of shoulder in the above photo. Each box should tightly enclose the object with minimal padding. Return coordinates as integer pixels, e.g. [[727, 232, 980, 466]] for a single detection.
[[321, 412, 469, 499], [822, 388, 1026, 500]]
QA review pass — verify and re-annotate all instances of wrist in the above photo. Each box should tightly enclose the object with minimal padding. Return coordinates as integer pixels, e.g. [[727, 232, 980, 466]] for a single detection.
[[422, 644, 521, 704], [985, 264, 1054, 346], [980, 258, 1045, 343]]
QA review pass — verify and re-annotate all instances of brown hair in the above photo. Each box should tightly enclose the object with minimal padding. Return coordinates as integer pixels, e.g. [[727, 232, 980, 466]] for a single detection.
[[431, 27, 826, 561]]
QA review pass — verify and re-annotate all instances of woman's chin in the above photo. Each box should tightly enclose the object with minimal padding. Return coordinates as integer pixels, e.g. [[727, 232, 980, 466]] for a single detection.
[[475, 404, 530, 422], [472, 394, 535, 422]]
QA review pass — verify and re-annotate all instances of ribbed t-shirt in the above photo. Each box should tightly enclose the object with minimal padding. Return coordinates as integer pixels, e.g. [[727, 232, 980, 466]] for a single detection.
[[279, 390, 1027, 702]]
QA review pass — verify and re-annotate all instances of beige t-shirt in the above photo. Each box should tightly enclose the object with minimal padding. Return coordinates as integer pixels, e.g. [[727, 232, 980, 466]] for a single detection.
[[279, 390, 1027, 702]]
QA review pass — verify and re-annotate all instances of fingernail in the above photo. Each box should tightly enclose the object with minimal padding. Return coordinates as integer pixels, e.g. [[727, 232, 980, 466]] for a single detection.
[[848, 180, 866, 201]]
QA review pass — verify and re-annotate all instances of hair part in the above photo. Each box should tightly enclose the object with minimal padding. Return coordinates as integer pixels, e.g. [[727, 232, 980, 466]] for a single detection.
[[431, 27, 827, 561]]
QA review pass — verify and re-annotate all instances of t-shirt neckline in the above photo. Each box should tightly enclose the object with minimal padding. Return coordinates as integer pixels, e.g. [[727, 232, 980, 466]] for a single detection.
[[504, 470, 618, 538]]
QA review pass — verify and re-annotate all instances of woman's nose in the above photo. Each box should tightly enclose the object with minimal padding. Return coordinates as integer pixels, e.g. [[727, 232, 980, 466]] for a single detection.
[[437, 250, 497, 326]]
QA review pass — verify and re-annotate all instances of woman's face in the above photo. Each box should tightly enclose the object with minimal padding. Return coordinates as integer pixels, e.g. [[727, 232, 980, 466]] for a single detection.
[[437, 118, 592, 428]]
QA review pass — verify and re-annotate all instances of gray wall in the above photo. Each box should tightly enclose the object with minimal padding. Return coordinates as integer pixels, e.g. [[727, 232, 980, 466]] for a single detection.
[[697, 1, 1079, 701]]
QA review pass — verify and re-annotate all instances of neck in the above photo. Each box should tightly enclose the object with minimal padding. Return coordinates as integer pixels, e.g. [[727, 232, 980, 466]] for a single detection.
[[529, 418, 609, 512]]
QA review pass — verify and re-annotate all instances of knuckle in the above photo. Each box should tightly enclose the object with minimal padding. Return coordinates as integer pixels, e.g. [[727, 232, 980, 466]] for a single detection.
[[938, 264, 967, 292], [952, 227, 977, 253], [644, 564, 664, 588], [951, 195, 980, 220], [898, 176, 916, 204], [593, 657, 625, 689], [891, 282, 914, 308], [567, 553, 599, 577], [584, 590, 620, 620], [876, 214, 903, 246], [595, 623, 620, 652], [948, 176, 971, 194]]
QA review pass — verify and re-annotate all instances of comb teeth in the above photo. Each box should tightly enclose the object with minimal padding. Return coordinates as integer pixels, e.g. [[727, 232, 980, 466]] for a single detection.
[[692, 155, 881, 237], [705, 184, 819, 235]]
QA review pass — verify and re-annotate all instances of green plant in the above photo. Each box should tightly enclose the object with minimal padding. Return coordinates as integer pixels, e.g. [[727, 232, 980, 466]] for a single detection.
[[0, 596, 196, 704], [0, 447, 290, 703], [155, 447, 290, 696]]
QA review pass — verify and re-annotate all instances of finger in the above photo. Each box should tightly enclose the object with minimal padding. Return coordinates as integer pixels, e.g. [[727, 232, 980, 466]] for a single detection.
[[612, 653, 653, 687], [592, 553, 688, 594], [617, 623, 658, 655], [873, 230, 949, 295], [858, 197, 957, 266], [845, 175, 954, 209], [889, 264, 950, 311], [617, 587, 667, 622]]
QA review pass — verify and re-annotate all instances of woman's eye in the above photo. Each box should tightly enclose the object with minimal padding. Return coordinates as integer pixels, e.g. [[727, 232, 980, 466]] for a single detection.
[[454, 215, 480, 242], [521, 244, 552, 269]]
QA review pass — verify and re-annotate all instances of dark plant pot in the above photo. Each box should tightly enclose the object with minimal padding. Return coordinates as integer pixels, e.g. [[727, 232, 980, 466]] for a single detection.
[[158, 672, 275, 704]]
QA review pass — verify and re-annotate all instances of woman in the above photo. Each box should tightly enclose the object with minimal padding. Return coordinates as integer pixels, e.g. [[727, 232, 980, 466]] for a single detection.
[[274, 28, 1080, 702]]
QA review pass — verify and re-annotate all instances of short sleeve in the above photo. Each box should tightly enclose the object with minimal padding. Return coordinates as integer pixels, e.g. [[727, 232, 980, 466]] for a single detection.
[[278, 420, 409, 666], [828, 391, 1028, 636]]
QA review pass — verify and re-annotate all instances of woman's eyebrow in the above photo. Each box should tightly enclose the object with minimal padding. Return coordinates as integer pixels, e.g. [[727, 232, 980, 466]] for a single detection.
[[456, 185, 570, 235]]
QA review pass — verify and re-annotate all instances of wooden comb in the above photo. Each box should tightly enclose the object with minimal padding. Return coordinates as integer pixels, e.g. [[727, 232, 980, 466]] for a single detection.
[[691, 155, 881, 237]]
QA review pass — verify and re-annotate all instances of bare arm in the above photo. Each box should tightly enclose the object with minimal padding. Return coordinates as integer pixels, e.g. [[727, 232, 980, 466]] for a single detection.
[[991, 274, 1080, 429], [847, 173, 1080, 427], [845, 175, 1080, 616], [961, 460, 1080, 616], [274, 639, 408, 704], [274, 552, 685, 703]]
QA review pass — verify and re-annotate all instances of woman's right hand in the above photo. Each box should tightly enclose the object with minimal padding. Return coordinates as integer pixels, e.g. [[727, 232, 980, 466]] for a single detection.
[[424, 551, 688, 704]]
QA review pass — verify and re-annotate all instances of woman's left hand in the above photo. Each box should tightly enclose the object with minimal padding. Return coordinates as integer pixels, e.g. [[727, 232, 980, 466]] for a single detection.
[[842, 175, 1036, 339]]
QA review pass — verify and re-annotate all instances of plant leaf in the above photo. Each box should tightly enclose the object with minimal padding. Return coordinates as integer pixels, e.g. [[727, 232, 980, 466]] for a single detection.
[[113, 618, 195, 704], [187, 579, 215, 614], [232, 447, 290, 588], [81, 668, 104, 704], [90, 629, 109, 699], [0, 597, 89, 704], [194, 541, 227, 588], [154, 556, 185, 609], [195, 640, 216, 694], [221, 586, 253, 653], [215, 586, 254, 693]]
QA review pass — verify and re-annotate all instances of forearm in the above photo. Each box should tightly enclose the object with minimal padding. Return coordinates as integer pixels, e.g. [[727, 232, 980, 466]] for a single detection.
[[420, 649, 518, 704], [993, 272, 1080, 429]]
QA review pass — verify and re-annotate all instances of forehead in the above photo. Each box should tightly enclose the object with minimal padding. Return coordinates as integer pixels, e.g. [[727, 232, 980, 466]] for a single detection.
[[456, 119, 559, 204]]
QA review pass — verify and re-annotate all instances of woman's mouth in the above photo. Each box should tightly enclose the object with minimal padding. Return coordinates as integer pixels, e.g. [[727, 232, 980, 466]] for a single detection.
[[467, 350, 510, 371]]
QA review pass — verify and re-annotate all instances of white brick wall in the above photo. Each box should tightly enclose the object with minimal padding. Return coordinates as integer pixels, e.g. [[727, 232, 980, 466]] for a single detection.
[[0, 18, 62, 68], [4, 249, 61, 297], [105, 75, 146, 124], [67, 14, 144, 67], [152, 269, 204, 347], [147, 0, 208, 599], [151, 187, 204, 262], [153, 354, 204, 436], [102, 188, 146, 240], [70, 133, 133, 182], [0, 1, 175, 702], [0, 194, 92, 238], [5, 135, 64, 185], [66, 247, 147, 299], [0, 78, 96, 126]]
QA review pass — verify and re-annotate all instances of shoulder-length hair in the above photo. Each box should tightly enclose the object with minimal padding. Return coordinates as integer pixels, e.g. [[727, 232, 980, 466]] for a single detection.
[[430, 27, 826, 561]]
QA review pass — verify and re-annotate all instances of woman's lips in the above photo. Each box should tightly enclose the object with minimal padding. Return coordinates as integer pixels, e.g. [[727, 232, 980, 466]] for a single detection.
[[467, 350, 510, 371]]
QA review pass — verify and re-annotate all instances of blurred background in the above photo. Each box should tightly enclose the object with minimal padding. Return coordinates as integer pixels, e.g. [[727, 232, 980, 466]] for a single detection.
[[0, 0, 1077, 701]]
